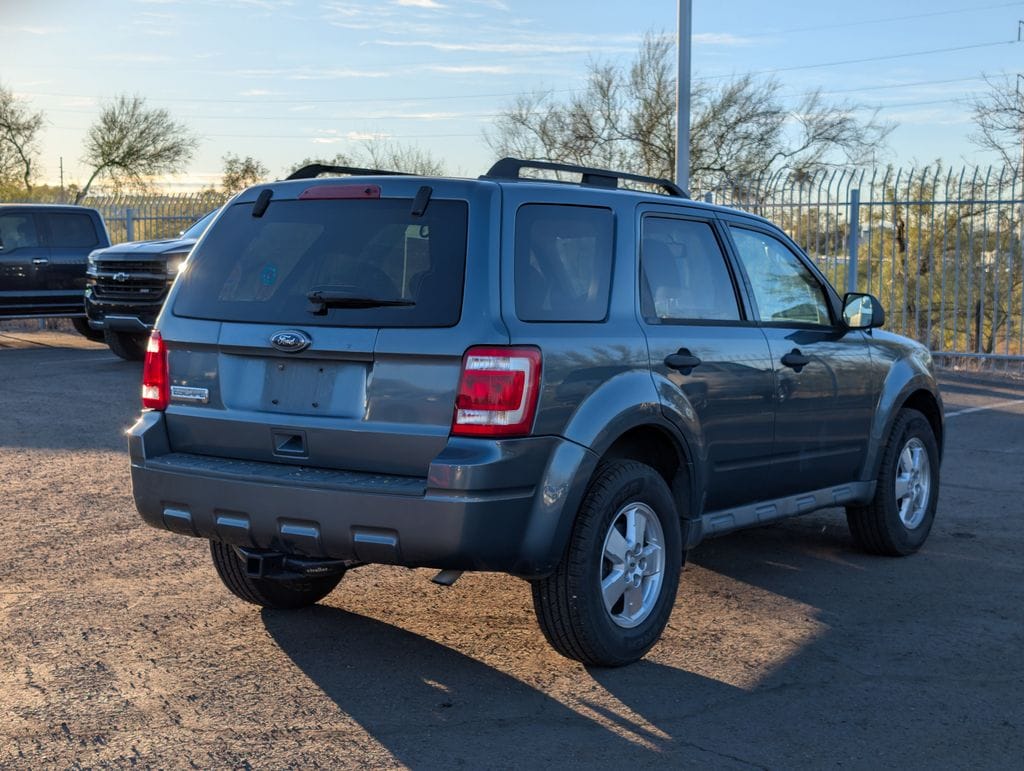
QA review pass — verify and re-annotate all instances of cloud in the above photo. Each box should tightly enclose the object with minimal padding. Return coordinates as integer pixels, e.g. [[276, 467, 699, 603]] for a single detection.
[[15, 26, 61, 35], [233, 67, 391, 80], [312, 129, 390, 143], [467, 0, 509, 9], [424, 64, 513, 75], [395, 0, 445, 7], [94, 53, 173, 63], [373, 38, 633, 54]]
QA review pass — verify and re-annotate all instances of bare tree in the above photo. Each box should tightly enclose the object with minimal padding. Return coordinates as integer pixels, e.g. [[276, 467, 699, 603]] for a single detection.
[[359, 139, 446, 175], [77, 95, 197, 202], [288, 141, 445, 177], [968, 73, 1023, 169], [0, 83, 45, 192], [221, 153, 268, 195], [487, 33, 892, 192]]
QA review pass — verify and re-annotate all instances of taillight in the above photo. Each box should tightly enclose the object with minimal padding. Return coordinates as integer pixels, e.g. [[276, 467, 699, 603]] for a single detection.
[[141, 331, 169, 410], [452, 346, 542, 437]]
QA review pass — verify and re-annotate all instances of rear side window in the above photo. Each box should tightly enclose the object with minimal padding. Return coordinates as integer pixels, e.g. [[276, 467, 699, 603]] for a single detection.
[[640, 217, 741, 322], [43, 212, 99, 248], [515, 204, 613, 322], [173, 198, 468, 328], [0, 213, 40, 250]]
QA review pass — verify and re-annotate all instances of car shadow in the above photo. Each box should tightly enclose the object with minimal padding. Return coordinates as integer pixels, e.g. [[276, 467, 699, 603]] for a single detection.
[[262, 605, 743, 767]]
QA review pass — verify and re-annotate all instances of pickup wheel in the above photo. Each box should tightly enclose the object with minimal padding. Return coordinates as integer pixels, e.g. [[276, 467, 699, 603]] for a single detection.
[[104, 330, 148, 361], [846, 408, 940, 556], [209, 542, 343, 609], [531, 461, 682, 667], [71, 317, 105, 342]]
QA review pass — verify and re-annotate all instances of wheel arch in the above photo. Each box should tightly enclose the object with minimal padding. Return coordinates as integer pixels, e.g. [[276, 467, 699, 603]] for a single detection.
[[863, 373, 945, 483]]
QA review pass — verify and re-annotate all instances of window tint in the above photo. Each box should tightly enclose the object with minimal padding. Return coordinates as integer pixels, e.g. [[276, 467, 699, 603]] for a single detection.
[[181, 209, 218, 240], [640, 217, 740, 322], [515, 204, 613, 322], [173, 198, 467, 328], [44, 212, 99, 248], [0, 213, 40, 250], [729, 227, 832, 326]]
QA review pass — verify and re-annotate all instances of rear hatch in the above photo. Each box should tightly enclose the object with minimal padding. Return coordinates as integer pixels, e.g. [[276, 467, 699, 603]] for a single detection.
[[160, 182, 492, 479]]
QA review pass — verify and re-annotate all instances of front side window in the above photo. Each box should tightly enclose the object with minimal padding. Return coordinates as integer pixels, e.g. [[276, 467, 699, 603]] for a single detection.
[[640, 217, 741, 322], [0, 214, 40, 250], [514, 204, 613, 322], [729, 227, 832, 326], [43, 213, 99, 248]]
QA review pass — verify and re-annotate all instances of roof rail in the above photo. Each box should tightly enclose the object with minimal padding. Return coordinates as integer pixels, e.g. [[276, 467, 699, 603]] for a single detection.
[[286, 163, 415, 181], [483, 157, 687, 198]]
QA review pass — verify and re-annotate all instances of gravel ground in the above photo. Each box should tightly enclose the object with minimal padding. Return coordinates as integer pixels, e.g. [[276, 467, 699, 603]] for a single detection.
[[1, 330, 1022, 769]]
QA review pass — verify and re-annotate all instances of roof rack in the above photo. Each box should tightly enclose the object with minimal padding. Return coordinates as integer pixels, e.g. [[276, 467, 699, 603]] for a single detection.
[[286, 163, 415, 181], [483, 157, 687, 198]]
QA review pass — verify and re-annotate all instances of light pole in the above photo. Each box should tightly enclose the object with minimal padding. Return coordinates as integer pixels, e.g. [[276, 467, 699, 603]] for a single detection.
[[676, 0, 693, 193]]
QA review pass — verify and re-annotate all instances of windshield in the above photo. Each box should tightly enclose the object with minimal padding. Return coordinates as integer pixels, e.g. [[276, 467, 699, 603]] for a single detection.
[[172, 197, 468, 327], [180, 209, 218, 240]]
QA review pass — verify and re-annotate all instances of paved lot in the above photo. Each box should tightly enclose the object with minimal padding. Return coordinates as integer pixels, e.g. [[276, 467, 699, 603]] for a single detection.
[[1, 330, 1022, 769]]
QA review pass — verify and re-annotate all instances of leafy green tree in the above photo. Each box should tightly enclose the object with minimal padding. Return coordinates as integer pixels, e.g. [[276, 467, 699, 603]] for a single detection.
[[221, 153, 268, 195]]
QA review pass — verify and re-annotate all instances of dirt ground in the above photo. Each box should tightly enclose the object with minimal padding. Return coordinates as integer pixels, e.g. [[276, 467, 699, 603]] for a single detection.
[[1, 330, 1022, 768]]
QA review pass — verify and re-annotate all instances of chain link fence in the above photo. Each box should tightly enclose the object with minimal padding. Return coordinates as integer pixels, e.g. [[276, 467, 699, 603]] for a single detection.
[[700, 166, 1024, 371]]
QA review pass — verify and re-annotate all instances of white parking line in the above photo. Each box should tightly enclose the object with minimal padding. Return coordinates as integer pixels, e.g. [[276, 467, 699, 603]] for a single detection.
[[945, 397, 1024, 418]]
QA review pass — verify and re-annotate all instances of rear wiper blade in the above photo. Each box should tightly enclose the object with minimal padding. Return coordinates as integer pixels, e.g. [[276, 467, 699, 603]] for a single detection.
[[306, 286, 415, 315]]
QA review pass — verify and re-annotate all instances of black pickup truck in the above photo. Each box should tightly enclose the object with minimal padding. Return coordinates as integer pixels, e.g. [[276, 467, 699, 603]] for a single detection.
[[0, 204, 110, 338], [85, 210, 217, 359]]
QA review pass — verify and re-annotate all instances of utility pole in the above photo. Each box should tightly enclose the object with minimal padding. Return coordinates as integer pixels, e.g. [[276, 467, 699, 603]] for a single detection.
[[676, 0, 693, 194], [1017, 74, 1023, 177], [59, 156, 64, 200]]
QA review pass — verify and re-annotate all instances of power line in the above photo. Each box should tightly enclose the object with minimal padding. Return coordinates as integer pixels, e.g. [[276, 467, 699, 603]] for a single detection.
[[47, 126, 480, 140], [701, 39, 1018, 81], [754, 1, 1024, 36]]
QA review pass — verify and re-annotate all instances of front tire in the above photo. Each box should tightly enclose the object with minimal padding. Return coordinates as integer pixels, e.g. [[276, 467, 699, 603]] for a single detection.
[[104, 329, 148, 361], [209, 542, 343, 609], [531, 461, 682, 667], [846, 408, 940, 556], [71, 317, 105, 342]]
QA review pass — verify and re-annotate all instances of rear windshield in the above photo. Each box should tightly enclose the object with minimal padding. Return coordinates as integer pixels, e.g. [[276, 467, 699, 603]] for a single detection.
[[173, 197, 468, 327]]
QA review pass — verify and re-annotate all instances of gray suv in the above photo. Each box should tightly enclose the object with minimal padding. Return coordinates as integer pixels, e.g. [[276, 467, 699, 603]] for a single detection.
[[128, 159, 943, 666]]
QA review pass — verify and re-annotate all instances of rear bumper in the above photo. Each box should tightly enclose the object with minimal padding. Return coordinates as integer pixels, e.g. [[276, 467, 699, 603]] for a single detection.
[[128, 411, 598, 577]]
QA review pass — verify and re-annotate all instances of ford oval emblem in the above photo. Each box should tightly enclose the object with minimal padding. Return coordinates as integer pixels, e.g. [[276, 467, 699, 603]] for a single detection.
[[270, 329, 312, 353]]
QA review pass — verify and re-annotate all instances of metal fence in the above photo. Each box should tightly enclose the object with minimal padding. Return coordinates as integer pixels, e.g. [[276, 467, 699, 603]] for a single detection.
[[6, 172, 1023, 367], [82, 192, 229, 245], [701, 166, 1024, 369]]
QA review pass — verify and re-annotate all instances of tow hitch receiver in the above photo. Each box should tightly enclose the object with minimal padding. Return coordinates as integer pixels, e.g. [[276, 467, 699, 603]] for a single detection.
[[237, 547, 350, 580]]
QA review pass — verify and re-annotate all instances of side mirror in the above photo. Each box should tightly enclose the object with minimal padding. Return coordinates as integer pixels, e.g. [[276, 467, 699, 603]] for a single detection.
[[843, 292, 885, 329]]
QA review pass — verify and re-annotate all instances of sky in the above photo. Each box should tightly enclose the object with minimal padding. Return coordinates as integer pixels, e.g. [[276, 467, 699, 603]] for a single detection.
[[1, 0, 1022, 191]]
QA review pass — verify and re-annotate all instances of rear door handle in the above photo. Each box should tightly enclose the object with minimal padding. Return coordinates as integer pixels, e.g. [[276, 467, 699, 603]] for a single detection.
[[664, 349, 702, 372], [32, 258, 49, 265], [781, 349, 810, 370]]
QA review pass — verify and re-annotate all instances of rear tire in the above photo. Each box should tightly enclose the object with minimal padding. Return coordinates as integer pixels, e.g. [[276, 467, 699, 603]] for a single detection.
[[846, 408, 940, 556], [209, 542, 343, 609], [531, 461, 682, 667], [71, 317, 105, 342], [104, 329, 148, 361]]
